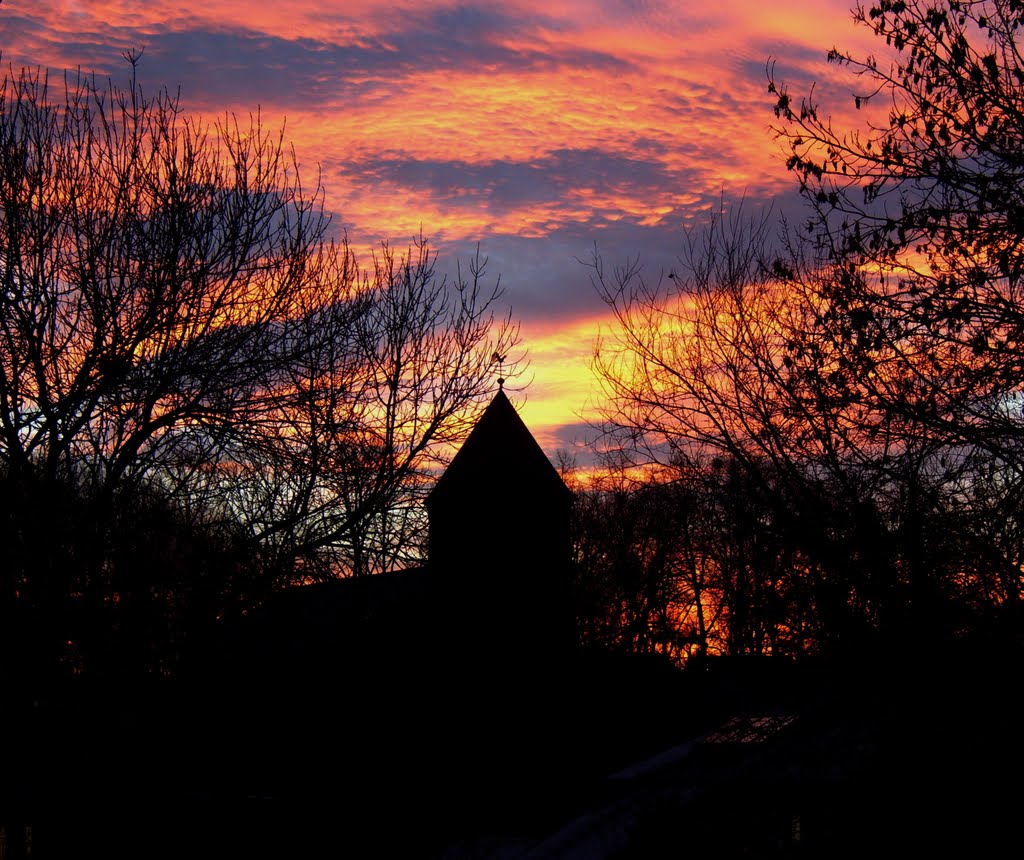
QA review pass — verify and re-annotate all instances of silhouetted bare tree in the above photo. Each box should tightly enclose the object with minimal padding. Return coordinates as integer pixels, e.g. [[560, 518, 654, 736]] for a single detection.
[[569, 452, 805, 665], [766, 0, 1024, 631], [580, 0, 1024, 659], [0, 59, 520, 686], [586, 196, 1014, 658]]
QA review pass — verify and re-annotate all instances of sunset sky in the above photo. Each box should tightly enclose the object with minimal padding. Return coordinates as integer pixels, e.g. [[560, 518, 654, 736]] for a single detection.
[[0, 0, 882, 460]]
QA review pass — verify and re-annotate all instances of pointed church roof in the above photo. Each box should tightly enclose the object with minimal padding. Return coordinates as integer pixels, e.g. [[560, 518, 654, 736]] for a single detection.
[[426, 388, 572, 509]]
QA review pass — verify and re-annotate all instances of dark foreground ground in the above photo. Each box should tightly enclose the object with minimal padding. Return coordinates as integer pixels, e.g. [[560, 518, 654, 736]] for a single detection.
[[4, 643, 1022, 859]]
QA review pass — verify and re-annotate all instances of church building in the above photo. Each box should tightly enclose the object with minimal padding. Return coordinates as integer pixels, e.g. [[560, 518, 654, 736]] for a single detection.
[[426, 386, 576, 663], [218, 384, 578, 688]]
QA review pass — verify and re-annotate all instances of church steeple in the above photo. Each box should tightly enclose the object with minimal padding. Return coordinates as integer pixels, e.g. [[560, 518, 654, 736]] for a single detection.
[[425, 387, 575, 656], [425, 388, 572, 520]]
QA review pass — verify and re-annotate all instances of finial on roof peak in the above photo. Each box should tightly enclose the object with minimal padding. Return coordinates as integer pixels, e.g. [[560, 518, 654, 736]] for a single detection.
[[491, 350, 508, 391]]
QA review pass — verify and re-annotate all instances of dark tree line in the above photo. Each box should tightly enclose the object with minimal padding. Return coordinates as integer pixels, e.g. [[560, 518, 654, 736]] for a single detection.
[[7, 0, 1021, 695], [578, 0, 1024, 666], [0, 60, 520, 692]]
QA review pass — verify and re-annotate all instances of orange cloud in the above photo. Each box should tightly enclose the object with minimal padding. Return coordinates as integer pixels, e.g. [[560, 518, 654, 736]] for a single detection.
[[2, 0, 880, 460]]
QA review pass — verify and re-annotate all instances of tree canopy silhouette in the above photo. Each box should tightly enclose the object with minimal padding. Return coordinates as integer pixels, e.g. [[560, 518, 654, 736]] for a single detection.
[[768, 0, 1024, 468], [0, 59, 520, 687], [586, 0, 1024, 661]]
